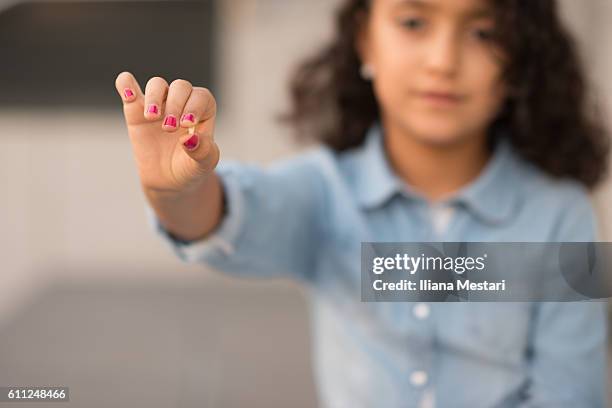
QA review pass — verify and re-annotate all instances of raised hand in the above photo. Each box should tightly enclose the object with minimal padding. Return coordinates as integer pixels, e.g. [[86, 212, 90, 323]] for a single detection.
[[115, 71, 220, 195]]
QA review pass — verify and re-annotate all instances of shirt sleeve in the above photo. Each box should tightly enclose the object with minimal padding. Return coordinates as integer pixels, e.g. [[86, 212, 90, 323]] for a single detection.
[[518, 189, 607, 407], [145, 151, 329, 282]]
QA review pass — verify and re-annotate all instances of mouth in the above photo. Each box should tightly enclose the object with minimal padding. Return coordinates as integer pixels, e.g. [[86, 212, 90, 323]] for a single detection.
[[417, 90, 465, 106]]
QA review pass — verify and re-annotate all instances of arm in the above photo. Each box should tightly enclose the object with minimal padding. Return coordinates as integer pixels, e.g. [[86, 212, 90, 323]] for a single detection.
[[117, 71, 329, 280], [147, 152, 329, 281], [144, 171, 224, 243], [518, 301, 607, 407], [518, 188, 607, 407]]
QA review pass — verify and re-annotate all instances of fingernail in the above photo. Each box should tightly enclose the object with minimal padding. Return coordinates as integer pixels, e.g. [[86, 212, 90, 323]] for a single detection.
[[124, 88, 134, 99], [164, 115, 177, 128], [147, 104, 159, 115], [182, 113, 195, 123], [184, 134, 199, 150]]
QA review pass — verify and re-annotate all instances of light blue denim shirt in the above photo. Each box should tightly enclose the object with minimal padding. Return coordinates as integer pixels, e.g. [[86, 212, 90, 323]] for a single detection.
[[146, 122, 607, 408]]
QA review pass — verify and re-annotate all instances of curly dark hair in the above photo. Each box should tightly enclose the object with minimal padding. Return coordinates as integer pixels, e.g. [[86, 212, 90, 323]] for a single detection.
[[280, 0, 610, 189]]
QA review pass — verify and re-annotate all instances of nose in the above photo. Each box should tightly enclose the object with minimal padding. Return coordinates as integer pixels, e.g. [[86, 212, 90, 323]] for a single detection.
[[424, 27, 461, 78]]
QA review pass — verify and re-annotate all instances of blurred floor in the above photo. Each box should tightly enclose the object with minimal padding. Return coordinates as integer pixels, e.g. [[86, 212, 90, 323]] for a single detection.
[[1, 278, 612, 407], [0, 276, 317, 408]]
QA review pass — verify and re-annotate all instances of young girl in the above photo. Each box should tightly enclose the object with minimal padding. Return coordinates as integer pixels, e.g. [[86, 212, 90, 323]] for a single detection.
[[115, 0, 610, 406]]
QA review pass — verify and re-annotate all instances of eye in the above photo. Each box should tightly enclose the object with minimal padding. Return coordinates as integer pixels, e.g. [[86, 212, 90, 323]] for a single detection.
[[472, 28, 495, 41], [400, 17, 426, 30]]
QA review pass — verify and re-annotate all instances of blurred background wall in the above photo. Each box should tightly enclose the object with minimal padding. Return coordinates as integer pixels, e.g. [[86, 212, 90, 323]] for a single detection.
[[0, 0, 338, 322], [0, 0, 611, 406]]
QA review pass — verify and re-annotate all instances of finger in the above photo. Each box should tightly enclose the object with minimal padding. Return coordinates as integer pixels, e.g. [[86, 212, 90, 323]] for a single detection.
[[114, 71, 144, 105], [179, 87, 217, 130], [162, 79, 193, 133], [181, 131, 220, 172], [179, 93, 217, 167], [144, 77, 169, 121]]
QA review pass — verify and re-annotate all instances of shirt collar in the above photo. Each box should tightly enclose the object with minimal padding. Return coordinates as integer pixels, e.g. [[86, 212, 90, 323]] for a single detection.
[[346, 121, 521, 225]]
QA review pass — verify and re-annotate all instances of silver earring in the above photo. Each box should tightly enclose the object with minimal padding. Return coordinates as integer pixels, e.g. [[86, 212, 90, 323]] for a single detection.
[[360, 64, 375, 81]]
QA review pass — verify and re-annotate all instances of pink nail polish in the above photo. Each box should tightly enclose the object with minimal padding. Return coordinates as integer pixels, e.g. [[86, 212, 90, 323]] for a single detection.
[[164, 115, 177, 128], [184, 134, 199, 150], [124, 88, 134, 99], [147, 104, 159, 115], [182, 113, 195, 123]]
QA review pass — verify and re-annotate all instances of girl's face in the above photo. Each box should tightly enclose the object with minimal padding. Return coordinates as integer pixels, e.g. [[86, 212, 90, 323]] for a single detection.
[[358, 0, 508, 146]]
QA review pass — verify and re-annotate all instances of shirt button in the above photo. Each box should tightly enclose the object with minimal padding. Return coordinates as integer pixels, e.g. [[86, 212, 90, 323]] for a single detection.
[[410, 370, 428, 387], [413, 303, 430, 320]]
